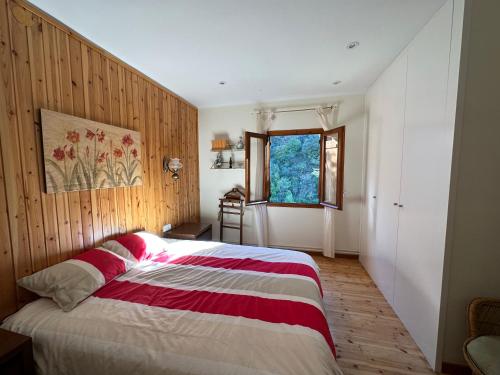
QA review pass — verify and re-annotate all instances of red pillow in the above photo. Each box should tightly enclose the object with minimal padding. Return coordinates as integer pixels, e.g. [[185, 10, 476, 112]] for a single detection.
[[115, 233, 148, 261], [102, 232, 168, 263], [73, 248, 128, 283]]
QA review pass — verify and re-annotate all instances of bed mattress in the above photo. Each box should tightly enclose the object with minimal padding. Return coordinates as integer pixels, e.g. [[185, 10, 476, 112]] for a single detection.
[[2, 240, 342, 375]]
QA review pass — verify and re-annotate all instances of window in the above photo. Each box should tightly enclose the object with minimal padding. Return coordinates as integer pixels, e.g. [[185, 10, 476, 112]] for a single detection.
[[269, 130, 321, 205], [245, 126, 345, 209]]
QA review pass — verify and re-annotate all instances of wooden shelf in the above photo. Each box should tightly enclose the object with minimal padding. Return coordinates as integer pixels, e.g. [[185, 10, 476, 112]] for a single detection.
[[211, 146, 245, 152], [210, 166, 244, 170], [210, 161, 244, 169]]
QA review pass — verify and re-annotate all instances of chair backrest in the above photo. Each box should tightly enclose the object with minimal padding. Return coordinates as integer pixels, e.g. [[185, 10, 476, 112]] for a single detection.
[[467, 298, 500, 338]]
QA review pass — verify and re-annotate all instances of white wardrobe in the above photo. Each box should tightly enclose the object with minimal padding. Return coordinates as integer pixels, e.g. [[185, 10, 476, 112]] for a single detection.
[[361, 0, 463, 369]]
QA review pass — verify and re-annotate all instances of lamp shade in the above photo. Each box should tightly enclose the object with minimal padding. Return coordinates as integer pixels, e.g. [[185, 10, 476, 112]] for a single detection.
[[168, 158, 182, 172]]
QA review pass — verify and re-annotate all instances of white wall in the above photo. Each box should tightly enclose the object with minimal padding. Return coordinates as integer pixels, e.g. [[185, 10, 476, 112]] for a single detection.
[[360, 0, 463, 369], [441, 0, 500, 365], [198, 95, 365, 253]]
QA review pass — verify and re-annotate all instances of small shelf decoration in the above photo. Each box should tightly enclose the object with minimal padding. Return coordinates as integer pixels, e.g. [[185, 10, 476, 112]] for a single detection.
[[210, 161, 244, 170], [210, 137, 245, 169], [235, 136, 244, 150], [211, 138, 245, 152], [214, 151, 224, 168], [211, 139, 231, 151]]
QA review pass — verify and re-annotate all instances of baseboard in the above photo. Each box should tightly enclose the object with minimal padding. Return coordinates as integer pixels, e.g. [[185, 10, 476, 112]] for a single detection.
[[305, 251, 359, 259], [267, 244, 322, 252], [222, 241, 359, 259], [441, 362, 471, 375], [335, 252, 359, 259], [267, 245, 359, 259]]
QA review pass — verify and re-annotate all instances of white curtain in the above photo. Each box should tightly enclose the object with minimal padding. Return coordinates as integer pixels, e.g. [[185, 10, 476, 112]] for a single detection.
[[254, 111, 275, 247], [316, 106, 337, 258]]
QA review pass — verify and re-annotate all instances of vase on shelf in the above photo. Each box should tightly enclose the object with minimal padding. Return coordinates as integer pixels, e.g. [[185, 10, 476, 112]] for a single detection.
[[215, 151, 223, 168], [235, 136, 244, 150]]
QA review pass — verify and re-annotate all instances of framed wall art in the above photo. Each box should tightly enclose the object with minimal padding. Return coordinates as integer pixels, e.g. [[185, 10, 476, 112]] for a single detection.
[[41, 109, 142, 193]]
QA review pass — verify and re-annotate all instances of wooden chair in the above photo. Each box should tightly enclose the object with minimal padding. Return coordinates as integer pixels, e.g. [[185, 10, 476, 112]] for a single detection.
[[218, 188, 245, 245], [463, 298, 500, 374]]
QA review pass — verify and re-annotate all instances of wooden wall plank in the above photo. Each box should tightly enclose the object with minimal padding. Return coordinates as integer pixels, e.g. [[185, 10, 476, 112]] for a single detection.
[[160, 92, 169, 227], [29, 17, 60, 266], [122, 68, 134, 233], [145, 82, 156, 232], [0, 0, 199, 319], [0, 133, 17, 318], [168, 96, 178, 226], [158, 91, 166, 230], [56, 29, 85, 257], [138, 79, 149, 230], [85, 47, 104, 245], [130, 72, 142, 232], [9, 1, 47, 275], [0, 14, 18, 316], [1, 1, 30, 307], [68, 35, 94, 250], [180, 102, 188, 224], [99, 55, 113, 241], [187, 106, 194, 221], [41, 22, 73, 260], [152, 86, 161, 234], [140, 80, 149, 230], [109, 60, 126, 235], [193, 107, 200, 221], [173, 97, 181, 226]]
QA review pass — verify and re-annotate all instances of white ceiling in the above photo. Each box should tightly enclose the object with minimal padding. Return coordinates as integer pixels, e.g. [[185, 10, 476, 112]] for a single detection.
[[31, 0, 446, 108]]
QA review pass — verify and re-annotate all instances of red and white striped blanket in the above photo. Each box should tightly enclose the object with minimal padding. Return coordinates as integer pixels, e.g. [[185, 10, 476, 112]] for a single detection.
[[2, 240, 342, 375]]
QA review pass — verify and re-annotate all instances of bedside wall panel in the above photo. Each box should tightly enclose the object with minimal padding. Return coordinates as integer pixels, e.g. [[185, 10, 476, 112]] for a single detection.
[[0, 0, 200, 319]]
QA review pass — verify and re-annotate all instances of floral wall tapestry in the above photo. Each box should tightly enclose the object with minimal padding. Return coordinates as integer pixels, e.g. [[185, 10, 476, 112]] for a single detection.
[[41, 109, 142, 193]]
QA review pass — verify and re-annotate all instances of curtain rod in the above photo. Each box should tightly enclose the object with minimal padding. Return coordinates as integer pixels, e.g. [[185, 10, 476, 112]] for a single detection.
[[253, 105, 337, 114]]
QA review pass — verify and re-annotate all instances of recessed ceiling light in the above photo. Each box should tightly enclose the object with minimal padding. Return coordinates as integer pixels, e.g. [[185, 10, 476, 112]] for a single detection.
[[219, 81, 226, 85], [346, 41, 360, 50], [332, 80, 342, 85]]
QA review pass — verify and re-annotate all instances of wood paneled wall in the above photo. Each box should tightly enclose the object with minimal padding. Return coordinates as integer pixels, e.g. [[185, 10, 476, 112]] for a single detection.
[[0, 0, 200, 319]]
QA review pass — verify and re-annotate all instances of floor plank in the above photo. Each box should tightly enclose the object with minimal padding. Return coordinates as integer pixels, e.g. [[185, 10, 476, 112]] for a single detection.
[[312, 255, 437, 375]]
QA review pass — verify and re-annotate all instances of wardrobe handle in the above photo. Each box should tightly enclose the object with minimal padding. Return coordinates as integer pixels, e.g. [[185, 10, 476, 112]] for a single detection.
[[398, 204, 404, 208], [393, 202, 398, 206], [372, 195, 376, 199]]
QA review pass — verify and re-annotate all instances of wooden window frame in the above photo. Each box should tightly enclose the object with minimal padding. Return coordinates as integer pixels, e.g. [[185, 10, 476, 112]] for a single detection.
[[245, 126, 345, 210], [244, 132, 269, 205], [266, 128, 325, 136], [320, 126, 345, 210]]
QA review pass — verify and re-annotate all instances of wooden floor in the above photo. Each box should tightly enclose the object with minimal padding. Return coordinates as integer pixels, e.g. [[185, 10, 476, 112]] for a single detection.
[[312, 255, 437, 375]]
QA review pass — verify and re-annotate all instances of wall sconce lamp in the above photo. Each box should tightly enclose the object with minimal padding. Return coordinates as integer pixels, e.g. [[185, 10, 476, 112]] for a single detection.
[[163, 157, 183, 180]]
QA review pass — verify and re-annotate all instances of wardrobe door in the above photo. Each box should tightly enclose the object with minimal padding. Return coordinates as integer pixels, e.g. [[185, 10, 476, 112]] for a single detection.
[[361, 90, 382, 266], [362, 53, 407, 302], [393, 1, 455, 367], [371, 54, 408, 303]]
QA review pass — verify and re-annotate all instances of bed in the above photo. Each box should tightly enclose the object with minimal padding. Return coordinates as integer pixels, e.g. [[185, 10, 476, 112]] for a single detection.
[[1, 238, 342, 375]]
